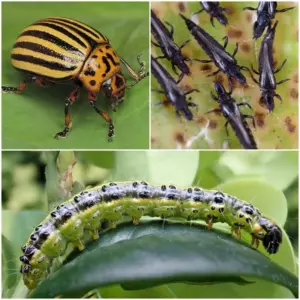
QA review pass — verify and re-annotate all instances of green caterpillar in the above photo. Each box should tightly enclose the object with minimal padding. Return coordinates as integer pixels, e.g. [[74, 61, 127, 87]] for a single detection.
[[20, 181, 282, 290]]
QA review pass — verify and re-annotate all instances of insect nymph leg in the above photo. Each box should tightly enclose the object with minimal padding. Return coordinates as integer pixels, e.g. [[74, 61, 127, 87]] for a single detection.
[[54, 86, 81, 139], [88, 92, 114, 141]]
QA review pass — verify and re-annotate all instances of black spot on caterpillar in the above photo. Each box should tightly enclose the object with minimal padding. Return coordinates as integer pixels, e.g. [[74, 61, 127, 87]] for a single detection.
[[19, 181, 282, 290]]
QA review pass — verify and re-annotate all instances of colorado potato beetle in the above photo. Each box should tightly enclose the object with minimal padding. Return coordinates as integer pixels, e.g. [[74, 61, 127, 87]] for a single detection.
[[2, 17, 148, 141]]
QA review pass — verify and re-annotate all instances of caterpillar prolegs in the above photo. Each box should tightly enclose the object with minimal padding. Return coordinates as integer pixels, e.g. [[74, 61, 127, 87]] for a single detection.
[[20, 181, 282, 290]]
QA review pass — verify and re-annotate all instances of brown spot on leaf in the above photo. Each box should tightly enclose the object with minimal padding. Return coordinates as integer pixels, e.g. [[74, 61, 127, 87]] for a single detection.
[[215, 74, 224, 84], [200, 64, 212, 72], [285, 116, 296, 133], [255, 112, 266, 128], [293, 74, 298, 83], [209, 120, 218, 129], [195, 116, 207, 125], [151, 137, 156, 144], [290, 88, 298, 99], [178, 2, 186, 12], [175, 132, 185, 144], [228, 29, 243, 39], [241, 42, 251, 53], [246, 13, 252, 23]]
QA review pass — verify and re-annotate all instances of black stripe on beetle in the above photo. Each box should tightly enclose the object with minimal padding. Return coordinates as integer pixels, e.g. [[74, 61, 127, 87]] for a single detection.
[[11, 54, 78, 71], [19, 30, 84, 55]]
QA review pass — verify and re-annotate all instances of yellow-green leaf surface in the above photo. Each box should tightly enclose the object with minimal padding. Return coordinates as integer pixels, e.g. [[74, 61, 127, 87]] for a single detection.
[[151, 2, 298, 149], [2, 2, 149, 149]]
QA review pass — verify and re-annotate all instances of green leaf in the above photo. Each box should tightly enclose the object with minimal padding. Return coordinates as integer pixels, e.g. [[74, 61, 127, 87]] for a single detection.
[[2, 210, 48, 298], [77, 151, 115, 170], [215, 151, 298, 191], [111, 151, 199, 186], [2, 2, 149, 149], [30, 222, 298, 298], [2, 235, 19, 298]]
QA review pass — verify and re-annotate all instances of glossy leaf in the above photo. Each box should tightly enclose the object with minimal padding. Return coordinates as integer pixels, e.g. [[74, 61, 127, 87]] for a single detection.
[[30, 222, 298, 298]]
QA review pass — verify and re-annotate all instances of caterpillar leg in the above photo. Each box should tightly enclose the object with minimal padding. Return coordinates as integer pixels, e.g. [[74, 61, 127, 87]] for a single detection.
[[132, 217, 140, 225], [90, 229, 100, 240], [232, 227, 242, 240], [75, 240, 85, 252], [251, 235, 260, 249], [205, 216, 213, 230]]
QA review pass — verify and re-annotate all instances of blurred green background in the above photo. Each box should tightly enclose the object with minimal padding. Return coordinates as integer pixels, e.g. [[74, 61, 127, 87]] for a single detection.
[[2, 2, 149, 149], [151, 2, 298, 149], [2, 150, 298, 298]]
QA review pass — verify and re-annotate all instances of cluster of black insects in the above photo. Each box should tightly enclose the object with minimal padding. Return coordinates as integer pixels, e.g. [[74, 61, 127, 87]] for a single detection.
[[151, 2, 295, 149]]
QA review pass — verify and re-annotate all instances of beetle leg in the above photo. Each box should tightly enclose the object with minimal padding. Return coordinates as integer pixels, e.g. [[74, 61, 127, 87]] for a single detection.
[[172, 63, 179, 76], [156, 55, 167, 60], [54, 87, 80, 139], [191, 8, 204, 16], [243, 114, 256, 128], [176, 73, 184, 84], [205, 108, 221, 115], [249, 71, 259, 85], [2, 76, 45, 94], [2, 81, 27, 94], [277, 78, 289, 85], [274, 93, 283, 103], [276, 6, 295, 13], [152, 89, 165, 94], [187, 100, 198, 111], [88, 92, 114, 142], [274, 59, 287, 73], [222, 36, 229, 49], [193, 59, 212, 63], [232, 42, 239, 57], [243, 6, 256, 11], [238, 102, 253, 110], [223, 8, 231, 13], [210, 16, 215, 27], [250, 64, 259, 75], [207, 69, 221, 77], [165, 21, 174, 38], [210, 92, 219, 101], [180, 39, 191, 49], [185, 89, 200, 96], [151, 40, 160, 47]]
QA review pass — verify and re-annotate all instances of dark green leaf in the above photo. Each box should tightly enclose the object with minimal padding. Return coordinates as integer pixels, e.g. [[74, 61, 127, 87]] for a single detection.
[[30, 221, 298, 298]]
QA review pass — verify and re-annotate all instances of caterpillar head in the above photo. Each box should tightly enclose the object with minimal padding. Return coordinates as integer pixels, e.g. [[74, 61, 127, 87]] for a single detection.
[[20, 264, 46, 290], [262, 225, 282, 254]]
